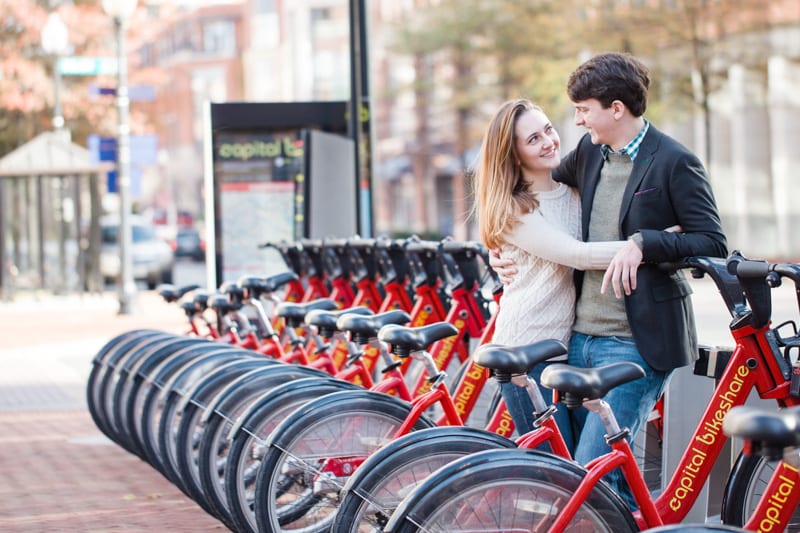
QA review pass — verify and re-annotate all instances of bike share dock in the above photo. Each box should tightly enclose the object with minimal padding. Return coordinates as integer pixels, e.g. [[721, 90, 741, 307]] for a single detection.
[[0, 275, 796, 529]]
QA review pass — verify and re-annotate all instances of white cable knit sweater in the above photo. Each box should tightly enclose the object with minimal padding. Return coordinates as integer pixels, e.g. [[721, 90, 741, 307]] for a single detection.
[[492, 183, 625, 353]]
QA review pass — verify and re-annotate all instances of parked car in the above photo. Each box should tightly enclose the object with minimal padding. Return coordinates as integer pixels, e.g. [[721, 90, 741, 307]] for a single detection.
[[100, 215, 175, 289], [173, 226, 205, 261]]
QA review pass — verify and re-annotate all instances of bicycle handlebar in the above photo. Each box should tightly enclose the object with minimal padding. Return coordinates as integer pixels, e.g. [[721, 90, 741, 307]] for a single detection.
[[403, 236, 444, 288], [726, 250, 800, 327]]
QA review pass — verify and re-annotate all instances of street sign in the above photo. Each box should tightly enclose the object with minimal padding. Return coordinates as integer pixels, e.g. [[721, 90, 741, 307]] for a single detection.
[[88, 84, 156, 102], [87, 134, 159, 196], [59, 56, 117, 76]]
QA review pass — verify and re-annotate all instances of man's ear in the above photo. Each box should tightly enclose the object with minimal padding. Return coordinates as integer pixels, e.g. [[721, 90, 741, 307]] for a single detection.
[[611, 100, 626, 119]]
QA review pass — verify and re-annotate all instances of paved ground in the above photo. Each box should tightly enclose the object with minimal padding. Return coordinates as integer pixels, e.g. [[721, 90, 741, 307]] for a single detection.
[[0, 290, 226, 531], [0, 276, 796, 531]]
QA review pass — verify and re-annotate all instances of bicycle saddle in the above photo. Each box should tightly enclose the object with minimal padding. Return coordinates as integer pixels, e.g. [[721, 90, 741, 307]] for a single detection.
[[472, 340, 568, 383], [192, 290, 214, 310], [238, 271, 299, 298], [158, 283, 200, 303], [337, 310, 412, 345], [180, 300, 199, 315], [540, 362, 645, 408], [378, 321, 459, 357], [305, 305, 374, 338], [209, 293, 242, 313], [723, 405, 800, 459], [276, 298, 339, 327]]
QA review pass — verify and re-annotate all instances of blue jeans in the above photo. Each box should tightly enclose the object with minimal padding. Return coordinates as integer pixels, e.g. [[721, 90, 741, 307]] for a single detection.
[[568, 332, 671, 511], [499, 361, 575, 455]]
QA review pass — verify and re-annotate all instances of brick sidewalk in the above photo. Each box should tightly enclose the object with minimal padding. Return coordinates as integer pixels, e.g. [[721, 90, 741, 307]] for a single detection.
[[0, 410, 225, 531], [0, 291, 227, 531]]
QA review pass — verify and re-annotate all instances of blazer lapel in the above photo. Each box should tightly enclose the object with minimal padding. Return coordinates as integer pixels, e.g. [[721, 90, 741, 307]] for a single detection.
[[620, 127, 661, 228]]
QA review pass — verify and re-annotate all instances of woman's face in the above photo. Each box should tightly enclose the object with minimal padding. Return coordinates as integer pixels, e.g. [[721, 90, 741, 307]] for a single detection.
[[514, 108, 561, 174]]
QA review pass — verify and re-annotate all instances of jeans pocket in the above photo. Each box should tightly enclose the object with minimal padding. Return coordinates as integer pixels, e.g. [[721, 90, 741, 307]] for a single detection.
[[610, 336, 637, 347]]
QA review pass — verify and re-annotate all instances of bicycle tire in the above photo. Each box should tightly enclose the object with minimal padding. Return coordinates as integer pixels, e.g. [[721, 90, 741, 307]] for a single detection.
[[94, 332, 180, 449], [385, 448, 638, 533], [138, 348, 254, 475], [721, 451, 800, 532], [125, 342, 230, 463], [254, 390, 437, 533], [156, 358, 274, 494], [192, 365, 331, 526], [111, 336, 206, 457], [224, 377, 362, 533], [333, 426, 515, 533], [86, 329, 166, 439]]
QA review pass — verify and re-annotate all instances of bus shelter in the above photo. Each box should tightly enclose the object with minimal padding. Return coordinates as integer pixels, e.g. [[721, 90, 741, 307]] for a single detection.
[[0, 131, 109, 299]]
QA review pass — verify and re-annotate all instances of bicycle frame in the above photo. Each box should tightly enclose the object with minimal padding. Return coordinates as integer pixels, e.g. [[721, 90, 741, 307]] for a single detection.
[[406, 281, 488, 398], [549, 260, 800, 531]]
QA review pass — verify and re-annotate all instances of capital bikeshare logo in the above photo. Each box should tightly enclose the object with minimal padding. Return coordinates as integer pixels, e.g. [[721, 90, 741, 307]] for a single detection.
[[217, 136, 303, 160], [669, 364, 750, 512]]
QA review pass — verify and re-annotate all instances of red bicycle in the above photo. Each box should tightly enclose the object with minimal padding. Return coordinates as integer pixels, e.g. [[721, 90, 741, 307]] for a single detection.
[[384, 252, 800, 532]]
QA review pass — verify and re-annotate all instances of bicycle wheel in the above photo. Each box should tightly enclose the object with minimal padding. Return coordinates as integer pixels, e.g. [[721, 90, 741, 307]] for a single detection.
[[86, 329, 165, 439], [224, 377, 361, 533], [124, 342, 230, 464], [111, 335, 206, 457], [157, 358, 274, 494], [94, 332, 180, 449], [194, 365, 331, 526], [333, 426, 515, 533], [386, 448, 638, 533], [254, 390, 437, 533], [721, 451, 800, 532], [138, 348, 254, 474]]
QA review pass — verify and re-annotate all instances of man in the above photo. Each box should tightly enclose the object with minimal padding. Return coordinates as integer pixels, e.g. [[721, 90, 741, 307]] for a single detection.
[[493, 52, 727, 508]]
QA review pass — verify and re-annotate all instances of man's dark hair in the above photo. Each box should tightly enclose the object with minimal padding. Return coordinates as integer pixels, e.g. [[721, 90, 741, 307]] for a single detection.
[[567, 52, 650, 117]]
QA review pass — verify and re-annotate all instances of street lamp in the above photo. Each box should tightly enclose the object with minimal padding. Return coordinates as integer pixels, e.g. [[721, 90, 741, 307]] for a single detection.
[[102, 0, 137, 314], [41, 11, 69, 137], [41, 11, 71, 294]]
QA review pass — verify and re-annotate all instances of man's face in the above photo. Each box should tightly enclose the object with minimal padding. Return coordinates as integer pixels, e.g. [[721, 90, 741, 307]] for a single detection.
[[572, 98, 616, 146]]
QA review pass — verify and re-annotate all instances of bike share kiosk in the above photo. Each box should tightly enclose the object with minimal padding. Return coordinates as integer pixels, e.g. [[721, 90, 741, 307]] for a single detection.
[[203, 101, 361, 288]]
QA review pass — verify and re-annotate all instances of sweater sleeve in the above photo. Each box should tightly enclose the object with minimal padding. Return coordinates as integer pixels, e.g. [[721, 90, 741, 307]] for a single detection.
[[506, 210, 626, 270]]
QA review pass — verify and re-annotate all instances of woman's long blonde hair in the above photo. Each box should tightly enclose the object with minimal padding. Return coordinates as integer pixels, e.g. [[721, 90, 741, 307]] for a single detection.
[[474, 99, 541, 250]]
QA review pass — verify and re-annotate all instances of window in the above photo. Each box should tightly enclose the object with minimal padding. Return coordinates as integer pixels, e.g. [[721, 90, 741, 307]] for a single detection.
[[204, 19, 236, 56], [254, 0, 276, 14]]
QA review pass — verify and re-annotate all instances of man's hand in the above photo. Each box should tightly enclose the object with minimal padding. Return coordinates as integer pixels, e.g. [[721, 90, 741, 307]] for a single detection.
[[489, 248, 518, 285], [601, 240, 643, 298]]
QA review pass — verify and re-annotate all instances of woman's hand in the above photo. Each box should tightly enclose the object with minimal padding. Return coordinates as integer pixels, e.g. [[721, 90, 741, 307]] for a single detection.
[[489, 248, 518, 285]]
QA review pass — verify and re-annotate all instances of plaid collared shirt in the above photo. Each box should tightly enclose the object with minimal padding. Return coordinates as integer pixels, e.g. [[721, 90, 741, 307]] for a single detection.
[[601, 119, 650, 162]]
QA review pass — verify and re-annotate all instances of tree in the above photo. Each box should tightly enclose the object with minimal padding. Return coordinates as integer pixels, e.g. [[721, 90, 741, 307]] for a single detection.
[[580, 0, 776, 164], [0, 0, 153, 155], [386, 0, 572, 238]]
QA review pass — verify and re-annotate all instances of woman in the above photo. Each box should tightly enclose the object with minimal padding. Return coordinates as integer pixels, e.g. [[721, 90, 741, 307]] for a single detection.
[[474, 99, 627, 450]]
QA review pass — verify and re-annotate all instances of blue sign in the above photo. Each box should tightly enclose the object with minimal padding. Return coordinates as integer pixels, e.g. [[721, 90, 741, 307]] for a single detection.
[[88, 133, 159, 196]]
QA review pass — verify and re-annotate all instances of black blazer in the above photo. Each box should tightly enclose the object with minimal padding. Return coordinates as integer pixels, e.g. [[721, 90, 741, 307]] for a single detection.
[[553, 125, 727, 372]]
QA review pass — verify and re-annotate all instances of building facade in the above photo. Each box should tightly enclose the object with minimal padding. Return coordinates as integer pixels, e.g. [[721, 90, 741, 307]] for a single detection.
[[133, 0, 800, 256]]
